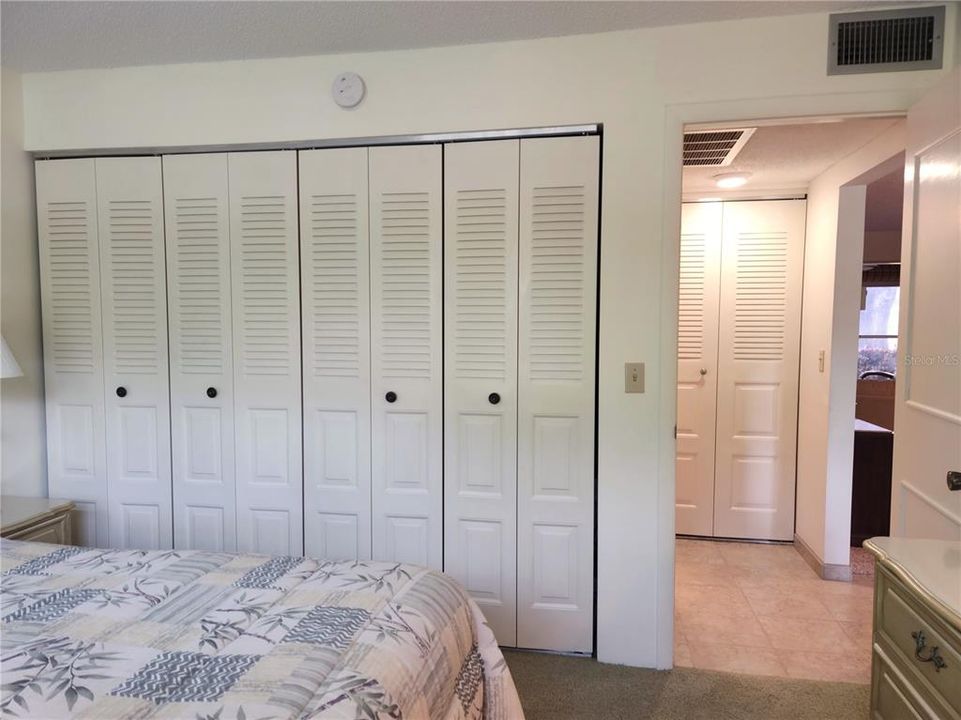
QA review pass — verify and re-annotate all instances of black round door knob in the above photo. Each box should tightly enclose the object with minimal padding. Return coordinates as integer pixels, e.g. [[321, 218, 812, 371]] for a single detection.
[[206, 387, 218, 398], [385, 391, 397, 403], [488, 392, 501, 405], [116, 386, 127, 398]]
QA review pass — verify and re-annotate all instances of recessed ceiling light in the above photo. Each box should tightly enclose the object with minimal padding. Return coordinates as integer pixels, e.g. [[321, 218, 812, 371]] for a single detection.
[[714, 172, 751, 189]]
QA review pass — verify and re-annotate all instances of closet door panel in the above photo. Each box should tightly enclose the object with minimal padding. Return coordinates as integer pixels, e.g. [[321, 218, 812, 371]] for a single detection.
[[369, 145, 443, 570], [675, 202, 722, 537], [36, 159, 109, 547], [517, 136, 598, 652], [714, 200, 805, 541], [163, 153, 235, 552], [228, 151, 303, 556], [96, 157, 171, 550], [444, 139, 519, 646], [299, 148, 371, 560]]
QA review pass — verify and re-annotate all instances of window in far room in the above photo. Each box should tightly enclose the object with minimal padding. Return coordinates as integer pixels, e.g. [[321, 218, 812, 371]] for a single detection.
[[858, 284, 899, 377]]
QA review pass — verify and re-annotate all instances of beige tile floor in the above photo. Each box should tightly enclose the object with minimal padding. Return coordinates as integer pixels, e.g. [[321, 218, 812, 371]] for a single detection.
[[674, 538, 875, 683]]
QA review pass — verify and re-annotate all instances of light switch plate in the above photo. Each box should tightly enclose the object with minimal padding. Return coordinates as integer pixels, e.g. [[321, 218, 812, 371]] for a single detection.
[[625, 362, 645, 393]]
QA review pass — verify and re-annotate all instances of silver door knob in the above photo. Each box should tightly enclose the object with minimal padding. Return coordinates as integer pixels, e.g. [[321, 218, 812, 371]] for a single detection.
[[699, 368, 708, 376]]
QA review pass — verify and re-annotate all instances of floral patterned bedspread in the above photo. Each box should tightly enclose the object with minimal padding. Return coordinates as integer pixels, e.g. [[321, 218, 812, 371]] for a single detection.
[[0, 539, 523, 719]]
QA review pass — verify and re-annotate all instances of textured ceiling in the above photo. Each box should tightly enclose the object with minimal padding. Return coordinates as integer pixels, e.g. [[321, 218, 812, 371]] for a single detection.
[[0, 1, 896, 72], [682, 118, 903, 197]]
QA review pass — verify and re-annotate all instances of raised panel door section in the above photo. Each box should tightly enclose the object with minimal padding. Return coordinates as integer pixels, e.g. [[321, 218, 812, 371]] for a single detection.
[[369, 145, 442, 570], [713, 200, 805, 541], [675, 202, 722, 537], [299, 148, 371, 560], [35, 159, 109, 547], [517, 136, 598, 653], [96, 157, 171, 550], [228, 151, 303, 556], [163, 153, 235, 552], [443, 140, 519, 646]]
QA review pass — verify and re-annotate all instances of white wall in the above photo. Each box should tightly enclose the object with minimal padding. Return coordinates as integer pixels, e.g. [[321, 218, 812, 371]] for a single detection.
[[1, 66, 46, 497], [796, 122, 907, 568], [17, 8, 960, 667]]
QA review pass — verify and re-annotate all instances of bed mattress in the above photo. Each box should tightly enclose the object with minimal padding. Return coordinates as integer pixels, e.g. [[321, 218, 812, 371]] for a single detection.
[[0, 539, 522, 719]]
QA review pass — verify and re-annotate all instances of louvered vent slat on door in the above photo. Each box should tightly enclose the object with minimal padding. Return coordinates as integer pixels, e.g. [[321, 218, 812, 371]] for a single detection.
[[107, 199, 160, 374], [529, 185, 585, 382], [733, 232, 788, 361], [454, 188, 508, 380], [308, 193, 361, 378], [45, 201, 96, 373], [380, 191, 432, 379], [173, 197, 224, 374], [240, 195, 290, 376], [678, 232, 707, 361]]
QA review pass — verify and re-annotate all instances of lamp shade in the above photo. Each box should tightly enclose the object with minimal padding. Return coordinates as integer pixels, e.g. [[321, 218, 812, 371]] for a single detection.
[[1, 336, 23, 379]]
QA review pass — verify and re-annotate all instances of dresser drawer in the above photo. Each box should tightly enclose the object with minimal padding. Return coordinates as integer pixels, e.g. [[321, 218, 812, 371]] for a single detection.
[[877, 570, 961, 718], [873, 647, 937, 720]]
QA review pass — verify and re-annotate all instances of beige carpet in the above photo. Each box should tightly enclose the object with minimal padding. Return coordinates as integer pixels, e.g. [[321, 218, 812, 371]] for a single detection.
[[504, 649, 870, 720]]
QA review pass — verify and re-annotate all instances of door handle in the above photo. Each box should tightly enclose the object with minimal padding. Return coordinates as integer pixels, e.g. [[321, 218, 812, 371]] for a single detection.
[[385, 391, 397, 403], [948, 471, 961, 491], [206, 387, 218, 399], [488, 392, 501, 405], [115, 386, 127, 398], [699, 368, 708, 376]]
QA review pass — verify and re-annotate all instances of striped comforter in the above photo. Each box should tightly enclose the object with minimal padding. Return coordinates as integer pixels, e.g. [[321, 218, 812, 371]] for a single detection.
[[0, 539, 523, 719]]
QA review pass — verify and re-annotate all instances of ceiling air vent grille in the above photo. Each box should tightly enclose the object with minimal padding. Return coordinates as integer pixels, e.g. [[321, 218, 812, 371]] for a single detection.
[[683, 129, 755, 167], [828, 6, 945, 75]]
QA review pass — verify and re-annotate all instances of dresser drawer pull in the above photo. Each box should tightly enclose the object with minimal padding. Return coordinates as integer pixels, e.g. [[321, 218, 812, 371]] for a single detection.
[[911, 630, 948, 672]]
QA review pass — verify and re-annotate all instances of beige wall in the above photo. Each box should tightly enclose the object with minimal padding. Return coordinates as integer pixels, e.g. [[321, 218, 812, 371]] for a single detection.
[[796, 121, 906, 568], [16, 7, 961, 667], [1, 66, 46, 497]]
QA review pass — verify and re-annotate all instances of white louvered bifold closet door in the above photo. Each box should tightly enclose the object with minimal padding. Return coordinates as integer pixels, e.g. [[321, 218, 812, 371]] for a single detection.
[[675, 202, 722, 537], [369, 145, 443, 570], [96, 157, 172, 550], [228, 151, 303, 555], [163, 154, 236, 552], [714, 199, 805, 541], [443, 140, 519, 646], [517, 136, 598, 652], [36, 159, 109, 547], [300, 148, 372, 560]]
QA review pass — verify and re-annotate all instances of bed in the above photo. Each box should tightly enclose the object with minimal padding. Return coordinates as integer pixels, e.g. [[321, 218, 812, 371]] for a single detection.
[[0, 539, 523, 719]]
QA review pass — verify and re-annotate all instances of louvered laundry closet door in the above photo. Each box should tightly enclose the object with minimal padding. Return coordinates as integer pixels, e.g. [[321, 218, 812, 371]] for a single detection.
[[163, 154, 236, 552], [675, 202, 722, 537], [228, 151, 303, 556], [299, 148, 372, 561], [35, 159, 109, 548], [517, 136, 598, 653], [714, 199, 805, 541], [443, 140, 519, 646], [96, 157, 172, 550], [369, 145, 443, 570]]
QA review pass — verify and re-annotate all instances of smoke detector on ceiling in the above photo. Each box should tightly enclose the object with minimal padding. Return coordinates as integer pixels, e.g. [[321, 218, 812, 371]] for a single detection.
[[683, 128, 755, 167]]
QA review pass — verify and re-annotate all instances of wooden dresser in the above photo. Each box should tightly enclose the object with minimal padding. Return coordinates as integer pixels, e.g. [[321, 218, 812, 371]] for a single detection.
[[865, 538, 961, 720], [0, 497, 75, 544]]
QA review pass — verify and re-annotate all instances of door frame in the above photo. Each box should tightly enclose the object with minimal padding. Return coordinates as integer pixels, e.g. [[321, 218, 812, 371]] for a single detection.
[[659, 92, 917, 669]]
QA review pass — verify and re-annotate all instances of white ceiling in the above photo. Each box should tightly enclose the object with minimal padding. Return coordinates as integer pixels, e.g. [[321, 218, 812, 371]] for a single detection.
[[0, 1, 895, 73], [682, 117, 903, 198]]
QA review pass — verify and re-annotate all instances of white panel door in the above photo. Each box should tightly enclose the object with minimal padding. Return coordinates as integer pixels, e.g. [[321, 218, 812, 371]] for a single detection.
[[96, 157, 171, 550], [300, 148, 372, 560], [891, 70, 961, 541], [675, 202, 722, 537], [228, 151, 303, 556], [517, 136, 598, 652], [163, 153, 236, 552], [369, 145, 443, 570], [714, 200, 805, 541], [444, 140, 519, 646], [35, 159, 109, 547]]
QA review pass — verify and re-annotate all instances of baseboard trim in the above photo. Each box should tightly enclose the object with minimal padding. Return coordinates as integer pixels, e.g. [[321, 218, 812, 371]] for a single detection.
[[794, 533, 852, 582]]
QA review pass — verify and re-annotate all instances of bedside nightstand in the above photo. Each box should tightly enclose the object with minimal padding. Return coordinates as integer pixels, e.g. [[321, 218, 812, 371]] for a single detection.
[[0, 496, 75, 544]]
